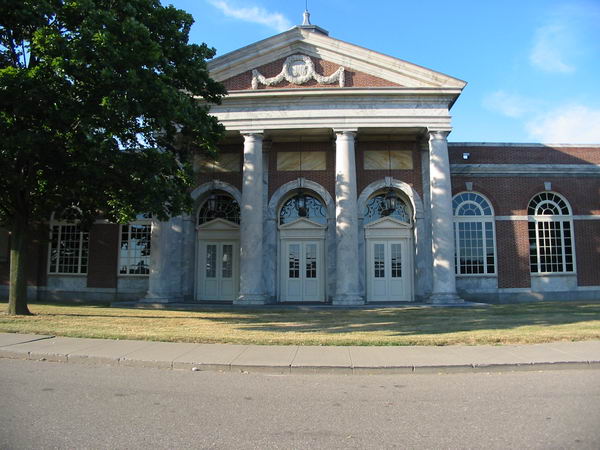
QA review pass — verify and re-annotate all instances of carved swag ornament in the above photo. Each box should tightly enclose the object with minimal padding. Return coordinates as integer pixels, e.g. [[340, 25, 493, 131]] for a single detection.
[[252, 54, 345, 89]]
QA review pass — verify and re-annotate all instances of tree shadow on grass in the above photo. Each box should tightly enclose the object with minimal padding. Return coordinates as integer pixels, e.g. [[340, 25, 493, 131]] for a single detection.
[[6, 301, 599, 338], [197, 302, 600, 337]]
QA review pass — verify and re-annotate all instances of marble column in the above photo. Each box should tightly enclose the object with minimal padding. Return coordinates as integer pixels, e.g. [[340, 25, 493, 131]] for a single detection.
[[236, 132, 267, 304], [332, 129, 363, 305], [428, 130, 463, 303], [144, 216, 184, 303]]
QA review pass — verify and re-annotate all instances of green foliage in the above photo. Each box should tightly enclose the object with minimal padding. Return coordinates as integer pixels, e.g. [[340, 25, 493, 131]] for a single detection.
[[0, 0, 226, 228]]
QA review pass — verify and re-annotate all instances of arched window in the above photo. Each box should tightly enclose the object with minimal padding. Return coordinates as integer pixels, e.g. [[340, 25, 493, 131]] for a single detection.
[[363, 191, 412, 225], [452, 192, 496, 275], [279, 192, 327, 225], [198, 193, 240, 225], [528, 192, 574, 273], [48, 208, 89, 275]]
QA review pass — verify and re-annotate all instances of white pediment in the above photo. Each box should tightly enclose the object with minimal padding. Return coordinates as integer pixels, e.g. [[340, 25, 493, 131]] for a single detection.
[[279, 217, 327, 230], [208, 27, 466, 89], [364, 216, 412, 230], [197, 218, 240, 231]]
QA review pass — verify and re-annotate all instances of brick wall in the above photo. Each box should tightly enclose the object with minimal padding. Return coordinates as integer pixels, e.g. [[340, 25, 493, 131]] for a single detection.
[[87, 224, 119, 289], [222, 56, 401, 91], [496, 220, 531, 288], [449, 145, 600, 165], [451, 176, 600, 216], [575, 220, 600, 286]]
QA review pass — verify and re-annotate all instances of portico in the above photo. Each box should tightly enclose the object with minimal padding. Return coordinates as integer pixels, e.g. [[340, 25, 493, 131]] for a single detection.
[[142, 18, 467, 305]]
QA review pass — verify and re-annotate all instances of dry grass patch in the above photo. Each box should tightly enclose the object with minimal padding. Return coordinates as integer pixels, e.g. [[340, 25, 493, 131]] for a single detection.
[[1, 301, 600, 346]]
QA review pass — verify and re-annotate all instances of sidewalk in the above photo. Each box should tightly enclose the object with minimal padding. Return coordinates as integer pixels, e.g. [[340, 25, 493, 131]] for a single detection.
[[1, 333, 599, 374]]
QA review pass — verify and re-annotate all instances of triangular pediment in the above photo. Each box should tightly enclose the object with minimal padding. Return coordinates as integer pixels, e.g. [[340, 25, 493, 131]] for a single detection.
[[208, 27, 466, 90], [364, 216, 412, 229], [197, 218, 240, 231], [279, 217, 327, 230]]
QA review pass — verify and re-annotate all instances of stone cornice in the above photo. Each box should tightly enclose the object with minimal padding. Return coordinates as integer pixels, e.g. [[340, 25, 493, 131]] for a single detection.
[[198, 87, 463, 101], [451, 164, 600, 177], [449, 142, 600, 148]]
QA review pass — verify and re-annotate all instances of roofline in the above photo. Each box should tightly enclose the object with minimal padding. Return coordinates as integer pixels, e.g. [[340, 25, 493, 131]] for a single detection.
[[449, 142, 600, 148], [203, 86, 463, 98], [208, 27, 467, 90]]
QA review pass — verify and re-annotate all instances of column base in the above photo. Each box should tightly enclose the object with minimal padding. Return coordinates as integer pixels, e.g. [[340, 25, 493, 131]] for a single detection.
[[332, 294, 364, 306], [141, 294, 184, 304], [235, 294, 268, 305], [429, 293, 464, 305]]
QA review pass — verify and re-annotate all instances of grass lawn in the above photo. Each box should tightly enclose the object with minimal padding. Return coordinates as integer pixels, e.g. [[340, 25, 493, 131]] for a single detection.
[[1, 301, 600, 346]]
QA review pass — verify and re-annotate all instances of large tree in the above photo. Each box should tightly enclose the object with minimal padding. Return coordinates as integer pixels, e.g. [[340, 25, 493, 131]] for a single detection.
[[0, 0, 226, 314]]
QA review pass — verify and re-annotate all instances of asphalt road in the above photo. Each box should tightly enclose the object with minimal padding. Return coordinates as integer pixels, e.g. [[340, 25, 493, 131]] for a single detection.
[[1, 359, 599, 449]]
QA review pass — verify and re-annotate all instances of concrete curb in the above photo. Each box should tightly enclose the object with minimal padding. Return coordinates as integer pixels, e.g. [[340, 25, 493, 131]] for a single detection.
[[0, 333, 599, 375]]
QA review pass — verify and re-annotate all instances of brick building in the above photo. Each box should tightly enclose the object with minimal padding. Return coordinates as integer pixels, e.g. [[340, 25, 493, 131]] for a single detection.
[[2, 16, 599, 304]]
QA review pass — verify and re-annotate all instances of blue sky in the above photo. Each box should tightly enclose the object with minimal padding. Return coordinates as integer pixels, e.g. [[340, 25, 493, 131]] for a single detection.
[[166, 0, 600, 144]]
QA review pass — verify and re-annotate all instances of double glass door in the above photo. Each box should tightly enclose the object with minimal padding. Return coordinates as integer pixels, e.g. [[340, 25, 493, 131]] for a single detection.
[[197, 241, 239, 301], [367, 240, 411, 302], [281, 240, 324, 302]]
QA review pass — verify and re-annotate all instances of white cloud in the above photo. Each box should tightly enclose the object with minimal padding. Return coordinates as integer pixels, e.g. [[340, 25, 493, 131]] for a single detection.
[[526, 105, 600, 143], [530, 24, 576, 73], [207, 0, 292, 32], [483, 91, 538, 118]]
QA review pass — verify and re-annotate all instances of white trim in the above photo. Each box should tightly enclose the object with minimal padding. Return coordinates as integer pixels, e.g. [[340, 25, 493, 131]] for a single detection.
[[452, 192, 497, 276], [573, 215, 600, 220], [268, 178, 334, 221], [451, 164, 600, 177], [202, 88, 464, 99], [496, 216, 528, 221], [497, 215, 600, 221], [357, 178, 423, 220], [191, 181, 242, 204], [528, 193, 576, 275]]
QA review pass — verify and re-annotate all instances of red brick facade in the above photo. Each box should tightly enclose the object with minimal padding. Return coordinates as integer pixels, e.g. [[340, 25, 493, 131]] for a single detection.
[[575, 220, 600, 286], [495, 220, 531, 289], [87, 224, 119, 289], [449, 145, 600, 165], [2, 142, 599, 302]]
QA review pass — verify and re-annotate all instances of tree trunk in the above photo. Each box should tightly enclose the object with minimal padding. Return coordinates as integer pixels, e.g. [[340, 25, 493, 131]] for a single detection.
[[7, 221, 32, 315]]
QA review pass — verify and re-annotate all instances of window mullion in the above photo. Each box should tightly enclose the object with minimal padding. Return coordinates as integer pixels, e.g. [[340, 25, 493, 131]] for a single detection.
[[560, 220, 566, 272]]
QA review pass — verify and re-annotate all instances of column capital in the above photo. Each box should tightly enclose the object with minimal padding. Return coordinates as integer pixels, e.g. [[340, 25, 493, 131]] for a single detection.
[[427, 130, 450, 141], [240, 130, 264, 139], [333, 128, 358, 138]]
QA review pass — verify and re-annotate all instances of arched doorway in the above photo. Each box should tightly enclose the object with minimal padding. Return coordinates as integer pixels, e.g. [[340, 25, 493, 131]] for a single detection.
[[363, 191, 414, 302], [195, 193, 241, 302], [278, 191, 327, 302]]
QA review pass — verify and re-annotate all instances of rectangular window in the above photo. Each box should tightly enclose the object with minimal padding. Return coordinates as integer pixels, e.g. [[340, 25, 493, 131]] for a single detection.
[[391, 243, 402, 278], [530, 220, 574, 273], [374, 243, 385, 278], [205, 244, 217, 278], [222, 244, 233, 278], [49, 224, 89, 274], [288, 244, 300, 279], [455, 221, 495, 275], [119, 222, 152, 275], [305, 244, 317, 279]]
